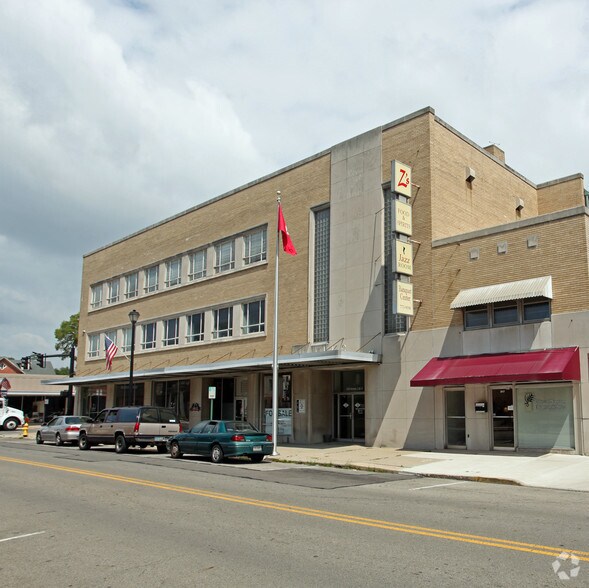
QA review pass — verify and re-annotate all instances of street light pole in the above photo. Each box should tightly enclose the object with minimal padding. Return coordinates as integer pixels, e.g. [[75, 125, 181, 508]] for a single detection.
[[128, 309, 140, 405]]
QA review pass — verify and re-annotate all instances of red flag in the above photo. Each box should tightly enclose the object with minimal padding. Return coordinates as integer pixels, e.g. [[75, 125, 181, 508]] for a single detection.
[[278, 204, 297, 255]]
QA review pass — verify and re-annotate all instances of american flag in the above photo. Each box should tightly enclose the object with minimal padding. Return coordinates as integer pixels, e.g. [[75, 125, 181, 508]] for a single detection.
[[105, 335, 119, 371]]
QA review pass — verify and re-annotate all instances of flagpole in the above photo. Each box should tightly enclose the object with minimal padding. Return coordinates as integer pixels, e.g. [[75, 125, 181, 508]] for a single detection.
[[272, 191, 281, 456]]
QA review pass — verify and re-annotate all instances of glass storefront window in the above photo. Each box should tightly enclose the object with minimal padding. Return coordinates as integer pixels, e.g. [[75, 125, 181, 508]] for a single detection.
[[152, 380, 190, 422]]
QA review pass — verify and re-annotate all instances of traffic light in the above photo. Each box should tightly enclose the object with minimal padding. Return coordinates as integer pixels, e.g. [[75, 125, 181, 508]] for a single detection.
[[20, 356, 31, 370], [34, 352, 46, 368]]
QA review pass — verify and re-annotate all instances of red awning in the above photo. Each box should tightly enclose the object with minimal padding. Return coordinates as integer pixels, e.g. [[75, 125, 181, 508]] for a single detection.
[[410, 347, 580, 387]]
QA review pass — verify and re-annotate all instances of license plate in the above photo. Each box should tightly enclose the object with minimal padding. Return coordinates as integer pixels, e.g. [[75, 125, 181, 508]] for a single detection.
[[253, 445, 262, 452], [154, 436, 166, 442]]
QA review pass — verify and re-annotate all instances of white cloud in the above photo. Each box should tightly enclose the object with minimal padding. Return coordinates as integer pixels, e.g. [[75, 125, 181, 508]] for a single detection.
[[1, 0, 587, 362]]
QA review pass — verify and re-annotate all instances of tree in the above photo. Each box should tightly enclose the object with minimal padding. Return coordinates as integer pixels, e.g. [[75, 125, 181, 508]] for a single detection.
[[54, 313, 79, 355]]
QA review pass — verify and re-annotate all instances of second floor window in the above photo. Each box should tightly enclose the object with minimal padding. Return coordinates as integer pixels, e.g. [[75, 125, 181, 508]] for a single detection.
[[121, 327, 132, 353], [107, 279, 119, 304], [163, 318, 179, 346], [213, 307, 233, 339], [125, 273, 138, 299], [165, 259, 182, 287], [189, 249, 207, 280], [144, 266, 159, 293], [90, 285, 103, 309], [88, 334, 100, 357], [187, 312, 204, 342], [242, 300, 265, 334], [142, 322, 157, 349], [215, 240, 235, 273], [244, 229, 267, 265]]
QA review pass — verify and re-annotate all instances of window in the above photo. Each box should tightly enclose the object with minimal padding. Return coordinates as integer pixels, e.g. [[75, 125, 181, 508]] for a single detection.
[[152, 380, 190, 421], [114, 383, 144, 406], [215, 240, 235, 273], [188, 249, 207, 280], [163, 318, 179, 346], [493, 301, 518, 325], [187, 312, 204, 342], [107, 279, 120, 304], [121, 327, 132, 353], [142, 322, 157, 349], [465, 305, 490, 329], [144, 265, 159, 293], [88, 334, 100, 357], [105, 330, 117, 346], [125, 273, 138, 299], [213, 307, 233, 338], [165, 258, 182, 287], [464, 298, 551, 330], [242, 299, 265, 334], [90, 285, 103, 309], [313, 207, 330, 342], [244, 228, 267, 264]]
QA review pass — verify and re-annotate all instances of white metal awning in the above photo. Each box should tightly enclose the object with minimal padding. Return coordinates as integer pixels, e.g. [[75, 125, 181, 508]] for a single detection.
[[45, 349, 382, 387], [450, 276, 552, 309]]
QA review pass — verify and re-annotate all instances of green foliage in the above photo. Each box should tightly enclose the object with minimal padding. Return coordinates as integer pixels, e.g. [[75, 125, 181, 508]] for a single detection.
[[54, 367, 70, 376], [54, 313, 79, 354]]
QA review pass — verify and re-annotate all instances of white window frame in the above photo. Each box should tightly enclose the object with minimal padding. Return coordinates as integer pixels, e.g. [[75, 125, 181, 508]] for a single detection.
[[105, 330, 118, 345], [214, 240, 235, 274], [88, 334, 100, 357], [213, 307, 233, 339], [188, 249, 207, 281], [163, 318, 179, 346], [187, 312, 205, 342], [142, 322, 157, 349], [90, 284, 103, 309], [165, 258, 182, 288], [242, 299, 265, 334], [144, 266, 159, 293], [122, 327, 132, 353], [107, 279, 120, 304], [243, 228, 267, 265], [125, 273, 138, 299]]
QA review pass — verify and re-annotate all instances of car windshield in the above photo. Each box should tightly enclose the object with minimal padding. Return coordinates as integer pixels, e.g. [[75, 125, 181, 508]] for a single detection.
[[64, 416, 92, 424], [224, 421, 259, 433]]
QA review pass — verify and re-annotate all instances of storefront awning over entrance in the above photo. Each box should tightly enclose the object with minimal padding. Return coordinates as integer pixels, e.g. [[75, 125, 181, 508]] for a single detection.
[[410, 347, 580, 387], [46, 349, 382, 387], [450, 276, 552, 309]]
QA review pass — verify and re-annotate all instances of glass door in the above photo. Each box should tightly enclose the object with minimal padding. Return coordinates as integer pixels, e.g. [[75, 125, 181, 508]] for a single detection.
[[335, 393, 365, 441], [492, 388, 514, 449], [445, 389, 466, 447]]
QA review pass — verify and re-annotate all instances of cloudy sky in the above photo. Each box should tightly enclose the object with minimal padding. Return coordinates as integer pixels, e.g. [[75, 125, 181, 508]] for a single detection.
[[1, 0, 588, 367]]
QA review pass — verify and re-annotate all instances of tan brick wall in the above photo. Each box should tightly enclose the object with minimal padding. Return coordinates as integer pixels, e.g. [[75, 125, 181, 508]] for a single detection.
[[78, 155, 331, 375], [538, 176, 585, 215]]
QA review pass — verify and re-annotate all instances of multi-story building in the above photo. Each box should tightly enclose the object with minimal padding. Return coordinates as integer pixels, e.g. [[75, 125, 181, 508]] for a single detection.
[[56, 107, 589, 455]]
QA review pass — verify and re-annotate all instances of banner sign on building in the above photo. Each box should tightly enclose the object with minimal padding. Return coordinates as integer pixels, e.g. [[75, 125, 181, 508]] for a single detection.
[[393, 239, 413, 275], [393, 281, 414, 315], [392, 160, 412, 197], [394, 200, 412, 236]]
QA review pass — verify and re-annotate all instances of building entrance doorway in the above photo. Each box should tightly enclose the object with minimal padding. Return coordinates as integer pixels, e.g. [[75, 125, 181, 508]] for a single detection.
[[334, 393, 365, 441], [445, 388, 466, 447], [492, 387, 515, 449]]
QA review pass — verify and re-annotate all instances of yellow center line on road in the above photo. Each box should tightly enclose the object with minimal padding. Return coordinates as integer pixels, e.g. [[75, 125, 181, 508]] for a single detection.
[[2, 455, 588, 561]]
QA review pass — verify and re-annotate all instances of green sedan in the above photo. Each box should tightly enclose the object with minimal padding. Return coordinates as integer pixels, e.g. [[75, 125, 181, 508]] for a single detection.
[[166, 420, 273, 463]]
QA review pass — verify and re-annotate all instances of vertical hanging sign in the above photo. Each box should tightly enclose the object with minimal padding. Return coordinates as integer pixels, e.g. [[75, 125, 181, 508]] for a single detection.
[[393, 239, 413, 275], [393, 281, 414, 315], [392, 161, 412, 197], [393, 200, 412, 236]]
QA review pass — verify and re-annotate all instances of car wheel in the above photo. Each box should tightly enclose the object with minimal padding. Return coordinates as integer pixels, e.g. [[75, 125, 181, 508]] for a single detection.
[[55, 433, 63, 446], [210, 444, 224, 464], [115, 435, 127, 454], [78, 433, 91, 450], [36, 431, 44, 444], [170, 441, 183, 459], [156, 445, 167, 454], [249, 454, 265, 463], [3, 418, 19, 431]]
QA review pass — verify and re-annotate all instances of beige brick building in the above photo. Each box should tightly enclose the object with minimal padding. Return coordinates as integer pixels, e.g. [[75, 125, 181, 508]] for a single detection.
[[58, 107, 589, 455]]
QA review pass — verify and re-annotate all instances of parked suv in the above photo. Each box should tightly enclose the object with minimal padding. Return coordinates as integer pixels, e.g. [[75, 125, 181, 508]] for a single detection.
[[78, 406, 181, 453]]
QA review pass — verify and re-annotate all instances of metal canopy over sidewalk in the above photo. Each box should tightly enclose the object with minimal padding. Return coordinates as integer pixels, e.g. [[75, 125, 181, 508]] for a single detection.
[[410, 347, 580, 387], [46, 349, 382, 386]]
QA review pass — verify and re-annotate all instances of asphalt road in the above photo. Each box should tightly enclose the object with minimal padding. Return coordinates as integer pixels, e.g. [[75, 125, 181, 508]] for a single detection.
[[1, 440, 588, 587]]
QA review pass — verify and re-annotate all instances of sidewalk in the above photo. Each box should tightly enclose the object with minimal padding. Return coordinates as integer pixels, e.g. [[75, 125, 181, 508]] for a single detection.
[[271, 443, 589, 492], [3, 428, 588, 492]]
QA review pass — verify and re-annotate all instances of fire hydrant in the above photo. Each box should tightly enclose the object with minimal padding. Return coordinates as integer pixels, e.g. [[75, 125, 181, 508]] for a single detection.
[[22, 420, 29, 438]]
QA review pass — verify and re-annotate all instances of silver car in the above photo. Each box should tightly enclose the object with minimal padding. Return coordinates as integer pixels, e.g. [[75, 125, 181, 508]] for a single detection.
[[36, 416, 93, 446]]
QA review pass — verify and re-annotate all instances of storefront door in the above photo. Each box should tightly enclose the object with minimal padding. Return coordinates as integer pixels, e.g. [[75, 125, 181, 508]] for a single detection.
[[445, 389, 466, 447], [335, 393, 365, 441], [492, 387, 514, 449]]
